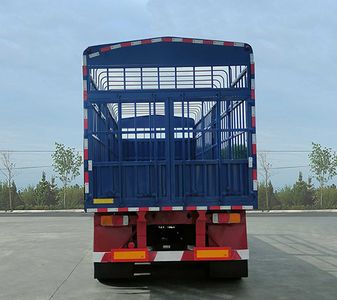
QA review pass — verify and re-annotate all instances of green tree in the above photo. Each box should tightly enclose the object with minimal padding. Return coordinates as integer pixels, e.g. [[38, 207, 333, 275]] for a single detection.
[[258, 181, 278, 210], [35, 172, 49, 207], [19, 186, 35, 209], [52, 143, 82, 208], [276, 185, 293, 209], [308, 143, 337, 207], [46, 176, 58, 207]]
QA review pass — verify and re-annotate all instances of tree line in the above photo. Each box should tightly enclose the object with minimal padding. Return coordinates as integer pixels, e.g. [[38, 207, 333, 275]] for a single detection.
[[0, 174, 83, 210], [259, 142, 337, 210], [0, 143, 82, 210], [258, 172, 337, 210]]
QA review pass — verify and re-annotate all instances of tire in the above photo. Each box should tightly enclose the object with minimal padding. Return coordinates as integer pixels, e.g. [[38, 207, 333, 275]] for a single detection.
[[209, 260, 248, 279], [94, 262, 134, 281]]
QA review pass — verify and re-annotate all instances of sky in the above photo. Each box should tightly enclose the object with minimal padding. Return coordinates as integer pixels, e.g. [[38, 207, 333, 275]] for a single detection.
[[0, 0, 337, 190]]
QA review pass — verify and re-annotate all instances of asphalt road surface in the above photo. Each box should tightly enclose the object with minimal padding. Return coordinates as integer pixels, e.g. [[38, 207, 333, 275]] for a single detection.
[[0, 212, 336, 300]]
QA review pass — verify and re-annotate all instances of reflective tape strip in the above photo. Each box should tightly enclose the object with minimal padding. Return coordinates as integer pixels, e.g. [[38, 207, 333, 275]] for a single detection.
[[84, 108, 88, 119], [253, 180, 258, 191], [213, 40, 223, 46], [131, 40, 142, 46], [84, 138, 88, 149], [250, 53, 255, 64], [248, 157, 253, 168], [88, 52, 99, 58], [237, 249, 249, 260], [220, 206, 231, 210], [86, 206, 254, 212], [92, 38, 246, 55], [252, 106, 256, 117], [252, 133, 256, 144], [88, 160, 92, 171], [82, 66, 87, 77], [252, 169, 257, 180], [251, 78, 255, 89], [111, 44, 121, 49], [151, 38, 162, 43], [148, 207, 160, 211], [83, 55, 87, 66], [154, 251, 184, 262], [92, 252, 105, 262], [84, 183, 89, 194], [83, 79, 87, 91], [106, 208, 118, 212]]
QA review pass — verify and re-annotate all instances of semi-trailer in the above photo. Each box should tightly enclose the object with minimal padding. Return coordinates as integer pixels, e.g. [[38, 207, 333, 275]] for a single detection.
[[83, 37, 257, 280]]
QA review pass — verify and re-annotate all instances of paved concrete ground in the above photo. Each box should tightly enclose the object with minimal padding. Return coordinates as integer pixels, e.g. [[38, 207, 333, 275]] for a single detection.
[[0, 213, 336, 300]]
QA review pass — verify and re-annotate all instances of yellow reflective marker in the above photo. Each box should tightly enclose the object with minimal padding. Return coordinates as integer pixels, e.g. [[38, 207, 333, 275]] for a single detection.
[[93, 198, 114, 204], [196, 249, 230, 259], [113, 250, 146, 260]]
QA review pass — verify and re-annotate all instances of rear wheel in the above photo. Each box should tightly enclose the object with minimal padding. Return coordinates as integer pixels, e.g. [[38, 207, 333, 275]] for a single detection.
[[94, 262, 134, 281], [209, 260, 248, 279]]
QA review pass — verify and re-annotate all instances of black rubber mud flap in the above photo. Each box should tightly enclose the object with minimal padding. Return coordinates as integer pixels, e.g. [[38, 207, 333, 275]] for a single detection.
[[94, 262, 134, 281], [209, 260, 248, 279]]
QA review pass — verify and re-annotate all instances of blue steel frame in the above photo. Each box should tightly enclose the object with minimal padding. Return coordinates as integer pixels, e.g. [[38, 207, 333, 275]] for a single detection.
[[83, 37, 257, 210]]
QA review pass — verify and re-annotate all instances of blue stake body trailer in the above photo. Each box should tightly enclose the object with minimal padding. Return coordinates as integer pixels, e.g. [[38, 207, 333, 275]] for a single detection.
[[83, 37, 257, 279]]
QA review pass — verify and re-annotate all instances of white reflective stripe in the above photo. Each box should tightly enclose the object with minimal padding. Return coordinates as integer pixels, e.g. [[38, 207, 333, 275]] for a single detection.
[[88, 160, 92, 171], [128, 207, 139, 212], [197, 206, 207, 210], [151, 38, 162, 43], [212, 213, 219, 223], [149, 207, 160, 211], [248, 157, 253, 168], [88, 52, 100, 58], [87, 208, 97, 213], [237, 249, 249, 260], [93, 252, 106, 262], [250, 53, 254, 64], [111, 44, 121, 49], [84, 108, 88, 119], [251, 106, 256, 117], [84, 139, 88, 149], [83, 79, 87, 91], [252, 133, 256, 144], [107, 208, 118, 212], [172, 37, 182, 42], [220, 206, 231, 210], [154, 251, 184, 262], [123, 215, 129, 225], [131, 40, 142, 46], [83, 55, 87, 66], [85, 183, 89, 194], [213, 40, 223, 46], [242, 205, 254, 210], [253, 180, 258, 191], [234, 42, 244, 47], [192, 39, 203, 44], [172, 206, 183, 211], [251, 78, 255, 89]]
